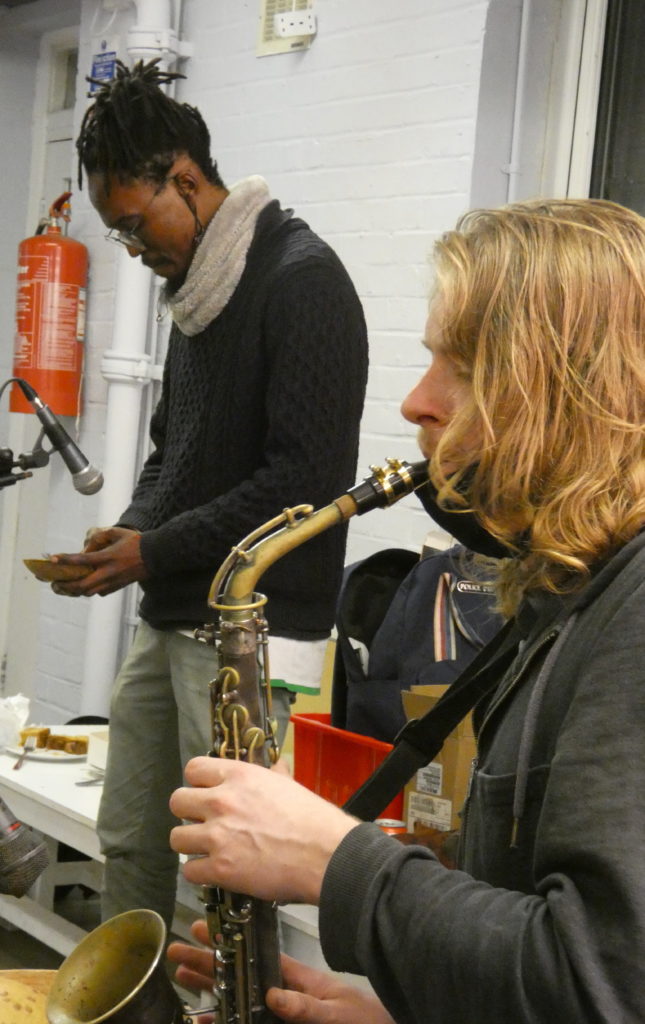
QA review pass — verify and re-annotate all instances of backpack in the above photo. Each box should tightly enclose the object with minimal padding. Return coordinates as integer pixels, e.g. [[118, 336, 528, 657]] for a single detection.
[[331, 545, 504, 743]]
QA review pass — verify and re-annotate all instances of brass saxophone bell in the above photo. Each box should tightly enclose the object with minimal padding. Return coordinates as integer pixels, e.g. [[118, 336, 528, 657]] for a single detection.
[[46, 908, 188, 1024]]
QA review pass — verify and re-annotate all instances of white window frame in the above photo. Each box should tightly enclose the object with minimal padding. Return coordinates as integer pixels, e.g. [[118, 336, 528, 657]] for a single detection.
[[545, 0, 609, 197]]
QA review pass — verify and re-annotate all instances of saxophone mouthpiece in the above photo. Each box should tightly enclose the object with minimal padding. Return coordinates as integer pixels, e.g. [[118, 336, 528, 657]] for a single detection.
[[347, 458, 429, 514]]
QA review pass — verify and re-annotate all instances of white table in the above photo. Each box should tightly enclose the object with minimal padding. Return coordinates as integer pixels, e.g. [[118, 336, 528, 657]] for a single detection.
[[0, 728, 371, 994], [0, 726, 210, 957], [0, 726, 107, 956]]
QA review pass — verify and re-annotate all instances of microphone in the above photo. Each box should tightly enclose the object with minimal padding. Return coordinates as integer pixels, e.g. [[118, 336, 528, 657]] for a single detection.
[[17, 380, 103, 495], [0, 794, 49, 897]]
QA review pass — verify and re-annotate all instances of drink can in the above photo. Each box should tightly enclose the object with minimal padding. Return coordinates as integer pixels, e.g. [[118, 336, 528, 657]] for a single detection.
[[375, 818, 407, 837]]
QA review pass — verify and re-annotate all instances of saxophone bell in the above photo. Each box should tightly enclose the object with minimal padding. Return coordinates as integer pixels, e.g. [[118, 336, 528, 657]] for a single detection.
[[46, 910, 187, 1024]]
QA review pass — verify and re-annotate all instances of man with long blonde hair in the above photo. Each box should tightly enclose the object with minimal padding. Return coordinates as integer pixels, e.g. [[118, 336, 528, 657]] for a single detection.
[[168, 198, 645, 1024], [423, 199, 645, 615]]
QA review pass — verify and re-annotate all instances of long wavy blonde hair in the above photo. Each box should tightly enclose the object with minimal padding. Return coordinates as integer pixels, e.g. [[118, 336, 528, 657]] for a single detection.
[[431, 199, 645, 614]]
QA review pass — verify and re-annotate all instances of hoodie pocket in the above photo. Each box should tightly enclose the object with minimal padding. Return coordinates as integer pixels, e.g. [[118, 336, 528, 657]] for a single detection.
[[460, 764, 551, 892]]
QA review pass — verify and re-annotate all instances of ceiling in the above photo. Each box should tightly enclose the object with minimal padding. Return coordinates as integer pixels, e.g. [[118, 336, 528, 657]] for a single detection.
[[1, 0, 40, 7]]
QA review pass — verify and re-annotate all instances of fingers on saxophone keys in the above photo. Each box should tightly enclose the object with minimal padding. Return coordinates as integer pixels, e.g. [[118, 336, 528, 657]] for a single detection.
[[169, 778, 220, 823], [182, 856, 218, 887], [170, 821, 210, 859], [183, 754, 237, 786]]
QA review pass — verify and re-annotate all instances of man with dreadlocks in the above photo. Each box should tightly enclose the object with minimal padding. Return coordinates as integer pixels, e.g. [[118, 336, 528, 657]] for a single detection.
[[52, 59, 368, 931]]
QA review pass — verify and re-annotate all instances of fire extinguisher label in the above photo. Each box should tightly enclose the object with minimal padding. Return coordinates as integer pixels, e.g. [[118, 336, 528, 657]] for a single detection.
[[77, 287, 87, 343], [15, 253, 83, 373]]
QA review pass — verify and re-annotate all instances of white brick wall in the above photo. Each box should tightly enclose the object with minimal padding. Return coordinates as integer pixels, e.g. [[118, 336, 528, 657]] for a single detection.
[[7, 0, 490, 719]]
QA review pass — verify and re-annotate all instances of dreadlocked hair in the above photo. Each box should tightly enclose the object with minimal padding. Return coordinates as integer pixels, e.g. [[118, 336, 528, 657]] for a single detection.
[[76, 58, 223, 190]]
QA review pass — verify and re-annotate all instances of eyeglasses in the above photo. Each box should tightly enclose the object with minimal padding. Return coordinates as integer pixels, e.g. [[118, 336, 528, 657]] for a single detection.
[[105, 175, 175, 251]]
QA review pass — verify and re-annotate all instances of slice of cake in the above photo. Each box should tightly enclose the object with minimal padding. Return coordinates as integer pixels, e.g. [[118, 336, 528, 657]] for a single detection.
[[45, 734, 89, 755], [19, 726, 50, 749]]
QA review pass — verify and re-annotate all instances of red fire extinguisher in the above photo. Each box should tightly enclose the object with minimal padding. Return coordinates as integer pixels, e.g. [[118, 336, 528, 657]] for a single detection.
[[11, 191, 88, 417]]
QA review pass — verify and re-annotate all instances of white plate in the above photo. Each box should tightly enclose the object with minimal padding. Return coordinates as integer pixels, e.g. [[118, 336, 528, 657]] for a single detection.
[[6, 745, 87, 763]]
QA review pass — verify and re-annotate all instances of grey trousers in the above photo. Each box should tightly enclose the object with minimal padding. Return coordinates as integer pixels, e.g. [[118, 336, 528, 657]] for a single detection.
[[96, 620, 292, 931]]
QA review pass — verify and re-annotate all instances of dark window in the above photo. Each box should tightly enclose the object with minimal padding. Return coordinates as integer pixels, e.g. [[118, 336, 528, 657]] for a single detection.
[[589, 0, 645, 214]]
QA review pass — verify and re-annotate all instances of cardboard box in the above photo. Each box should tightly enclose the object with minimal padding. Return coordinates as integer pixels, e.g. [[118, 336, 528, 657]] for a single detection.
[[402, 685, 476, 832]]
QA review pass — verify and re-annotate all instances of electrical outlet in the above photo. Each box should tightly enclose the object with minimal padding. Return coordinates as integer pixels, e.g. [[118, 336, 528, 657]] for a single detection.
[[273, 11, 317, 38]]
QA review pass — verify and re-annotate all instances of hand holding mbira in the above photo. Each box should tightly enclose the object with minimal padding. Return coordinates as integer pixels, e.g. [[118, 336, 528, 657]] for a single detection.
[[48, 527, 147, 596], [169, 756, 359, 906]]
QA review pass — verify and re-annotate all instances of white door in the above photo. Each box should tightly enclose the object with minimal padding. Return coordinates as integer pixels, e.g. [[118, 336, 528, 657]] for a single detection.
[[0, 27, 80, 704]]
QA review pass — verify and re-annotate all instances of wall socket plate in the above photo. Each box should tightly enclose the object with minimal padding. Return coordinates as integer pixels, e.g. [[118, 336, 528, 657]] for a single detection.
[[273, 11, 317, 38]]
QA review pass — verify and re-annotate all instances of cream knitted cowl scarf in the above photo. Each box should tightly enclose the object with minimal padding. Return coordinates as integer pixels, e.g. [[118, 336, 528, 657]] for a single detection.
[[166, 175, 272, 337]]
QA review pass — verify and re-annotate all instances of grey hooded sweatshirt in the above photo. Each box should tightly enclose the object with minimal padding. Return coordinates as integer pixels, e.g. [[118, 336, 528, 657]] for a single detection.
[[319, 531, 645, 1023]]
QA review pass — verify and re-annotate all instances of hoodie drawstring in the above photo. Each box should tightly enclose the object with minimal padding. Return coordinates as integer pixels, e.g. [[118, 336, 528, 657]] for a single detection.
[[510, 612, 579, 847]]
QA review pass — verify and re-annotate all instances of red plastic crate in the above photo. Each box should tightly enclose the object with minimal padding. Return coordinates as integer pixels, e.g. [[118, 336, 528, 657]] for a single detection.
[[292, 712, 404, 821]]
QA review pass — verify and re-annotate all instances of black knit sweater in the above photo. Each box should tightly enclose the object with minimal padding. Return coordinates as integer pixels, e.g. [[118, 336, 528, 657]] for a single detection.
[[117, 200, 368, 636]]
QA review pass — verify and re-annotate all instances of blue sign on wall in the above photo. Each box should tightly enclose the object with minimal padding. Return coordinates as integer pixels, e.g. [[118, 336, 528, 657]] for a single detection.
[[89, 51, 117, 93]]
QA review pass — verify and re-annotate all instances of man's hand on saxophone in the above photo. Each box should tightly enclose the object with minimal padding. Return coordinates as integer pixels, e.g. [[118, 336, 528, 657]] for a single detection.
[[169, 756, 359, 906], [167, 918, 396, 1024], [169, 759, 398, 1023]]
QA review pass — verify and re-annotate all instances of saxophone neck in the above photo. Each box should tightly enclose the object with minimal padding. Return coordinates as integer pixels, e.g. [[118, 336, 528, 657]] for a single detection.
[[209, 500, 349, 611], [209, 458, 429, 612]]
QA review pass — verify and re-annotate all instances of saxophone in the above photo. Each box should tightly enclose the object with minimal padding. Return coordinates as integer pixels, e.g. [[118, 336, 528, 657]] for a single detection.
[[198, 458, 430, 1024], [44, 458, 429, 1024]]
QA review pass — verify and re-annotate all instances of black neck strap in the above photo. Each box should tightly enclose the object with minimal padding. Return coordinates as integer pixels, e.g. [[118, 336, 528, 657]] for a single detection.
[[342, 618, 521, 821]]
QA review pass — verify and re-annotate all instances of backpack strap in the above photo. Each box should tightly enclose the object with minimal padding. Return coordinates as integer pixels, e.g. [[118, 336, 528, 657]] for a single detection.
[[342, 618, 521, 821]]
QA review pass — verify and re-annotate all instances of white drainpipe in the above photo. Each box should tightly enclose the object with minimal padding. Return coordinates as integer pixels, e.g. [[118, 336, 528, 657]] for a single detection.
[[505, 0, 531, 203], [80, 0, 190, 714]]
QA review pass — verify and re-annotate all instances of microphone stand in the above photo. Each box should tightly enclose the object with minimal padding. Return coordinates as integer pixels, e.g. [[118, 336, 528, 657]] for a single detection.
[[0, 431, 51, 489], [0, 375, 50, 489]]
